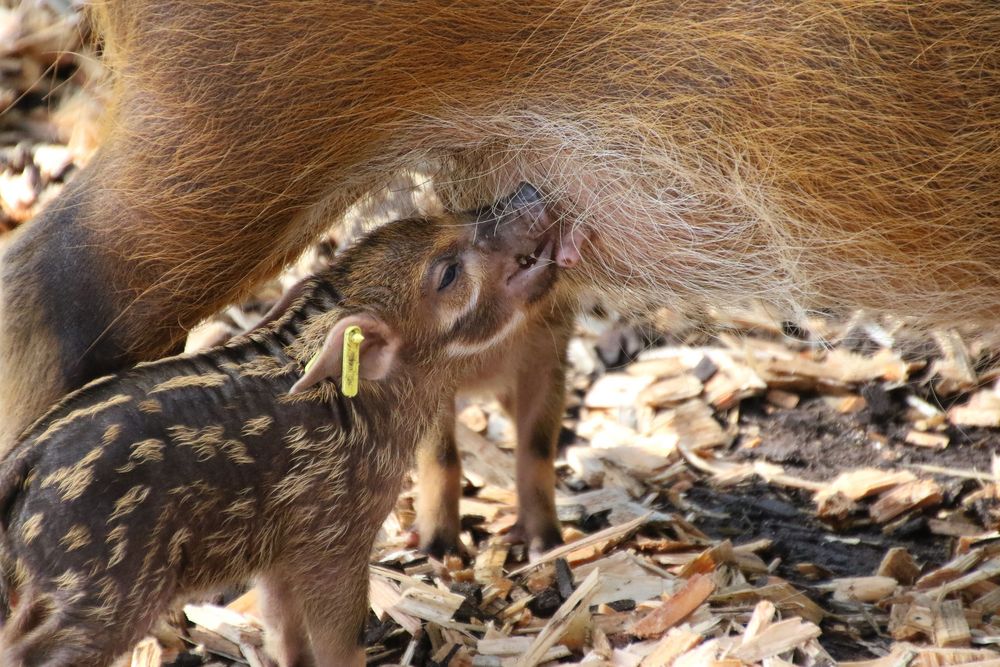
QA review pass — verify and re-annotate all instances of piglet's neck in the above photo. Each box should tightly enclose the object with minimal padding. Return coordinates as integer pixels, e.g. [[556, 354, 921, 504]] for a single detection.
[[269, 279, 343, 349]]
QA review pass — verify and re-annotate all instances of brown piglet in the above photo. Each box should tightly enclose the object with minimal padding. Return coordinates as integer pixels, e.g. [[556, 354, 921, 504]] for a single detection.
[[0, 183, 573, 667]]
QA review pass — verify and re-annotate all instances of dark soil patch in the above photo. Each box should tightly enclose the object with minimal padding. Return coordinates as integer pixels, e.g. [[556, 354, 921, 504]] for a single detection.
[[737, 396, 998, 480]]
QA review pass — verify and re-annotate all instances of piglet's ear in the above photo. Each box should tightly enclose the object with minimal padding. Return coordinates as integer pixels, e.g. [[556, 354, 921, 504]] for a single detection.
[[289, 313, 401, 395]]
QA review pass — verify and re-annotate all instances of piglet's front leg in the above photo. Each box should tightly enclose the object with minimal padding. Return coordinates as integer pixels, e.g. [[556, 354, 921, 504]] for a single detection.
[[414, 405, 463, 559], [504, 349, 568, 559]]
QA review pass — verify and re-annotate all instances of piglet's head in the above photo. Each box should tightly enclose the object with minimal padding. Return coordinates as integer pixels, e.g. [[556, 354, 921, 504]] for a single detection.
[[290, 183, 577, 394]]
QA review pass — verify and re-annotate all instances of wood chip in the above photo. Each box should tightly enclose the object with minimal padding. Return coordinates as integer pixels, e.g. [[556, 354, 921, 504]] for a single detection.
[[509, 513, 650, 576], [130, 638, 162, 667], [905, 429, 950, 450], [822, 576, 898, 603], [638, 626, 703, 667], [815, 469, 917, 504], [878, 547, 921, 586], [869, 479, 943, 523], [729, 618, 822, 663], [640, 375, 704, 407], [933, 599, 971, 648], [630, 573, 716, 639]]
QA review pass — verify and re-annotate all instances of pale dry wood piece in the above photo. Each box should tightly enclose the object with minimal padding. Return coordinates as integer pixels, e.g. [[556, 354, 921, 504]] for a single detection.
[[476, 647, 570, 666], [458, 404, 489, 432], [814, 468, 917, 504], [474, 541, 511, 584], [476, 485, 518, 505], [765, 389, 799, 409], [480, 577, 514, 607], [712, 581, 825, 625], [827, 394, 867, 414], [933, 599, 972, 648], [869, 479, 943, 523], [917, 549, 987, 589], [904, 603, 937, 641], [906, 393, 947, 419], [600, 458, 648, 500], [575, 551, 679, 605], [905, 429, 950, 450], [498, 593, 535, 623], [187, 625, 243, 661], [130, 637, 162, 667], [973, 587, 1000, 615], [561, 610, 592, 653], [908, 463, 998, 483], [671, 641, 733, 667], [455, 423, 517, 488], [750, 345, 909, 388], [929, 516, 988, 538], [741, 600, 776, 644], [592, 608, 640, 638], [814, 489, 860, 523], [878, 547, 921, 586], [931, 330, 977, 396], [369, 574, 422, 634], [752, 461, 826, 493], [591, 626, 614, 660], [729, 617, 822, 663], [577, 411, 639, 448], [587, 444, 676, 482], [839, 644, 1000, 667], [701, 351, 767, 410], [821, 576, 898, 603], [513, 568, 601, 667], [585, 373, 657, 409], [648, 400, 731, 452], [183, 603, 264, 647], [927, 558, 1000, 598], [565, 444, 610, 487], [227, 587, 261, 620], [637, 626, 703, 667], [525, 566, 556, 594], [678, 540, 734, 578], [478, 637, 536, 656], [460, 496, 505, 522], [948, 389, 1000, 428], [0, 166, 38, 222], [509, 513, 651, 576], [241, 643, 277, 667], [370, 565, 465, 627], [630, 573, 716, 639], [639, 375, 704, 407], [888, 602, 921, 641], [627, 356, 692, 379]]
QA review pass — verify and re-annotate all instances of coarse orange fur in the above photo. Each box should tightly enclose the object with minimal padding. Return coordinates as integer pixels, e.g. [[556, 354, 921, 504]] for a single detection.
[[1, 0, 998, 448]]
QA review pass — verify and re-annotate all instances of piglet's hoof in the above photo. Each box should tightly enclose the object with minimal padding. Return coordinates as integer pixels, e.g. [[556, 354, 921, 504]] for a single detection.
[[501, 520, 564, 562], [404, 528, 421, 549], [410, 528, 466, 561]]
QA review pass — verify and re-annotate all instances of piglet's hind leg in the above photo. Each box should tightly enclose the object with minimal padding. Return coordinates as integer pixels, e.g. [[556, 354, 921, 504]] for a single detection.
[[258, 573, 311, 667], [298, 557, 369, 667]]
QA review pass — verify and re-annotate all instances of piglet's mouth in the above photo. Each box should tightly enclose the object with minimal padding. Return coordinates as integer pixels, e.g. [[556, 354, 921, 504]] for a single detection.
[[511, 224, 584, 277], [508, 236, 554, 287], [506, 225, 585, 295], [514, 236, 552, 272]]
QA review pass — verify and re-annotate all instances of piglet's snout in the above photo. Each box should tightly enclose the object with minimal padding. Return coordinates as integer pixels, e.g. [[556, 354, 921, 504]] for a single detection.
[[477, 183, 584, 271]]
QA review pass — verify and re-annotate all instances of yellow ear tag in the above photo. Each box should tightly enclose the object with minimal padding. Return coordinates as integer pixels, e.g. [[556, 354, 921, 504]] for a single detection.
[[303, 353, 319, 376], [341, 325, 365, 398]]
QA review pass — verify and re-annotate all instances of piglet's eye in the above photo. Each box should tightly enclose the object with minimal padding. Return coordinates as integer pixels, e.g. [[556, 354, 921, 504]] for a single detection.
[[438, 262, 461, 291]]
